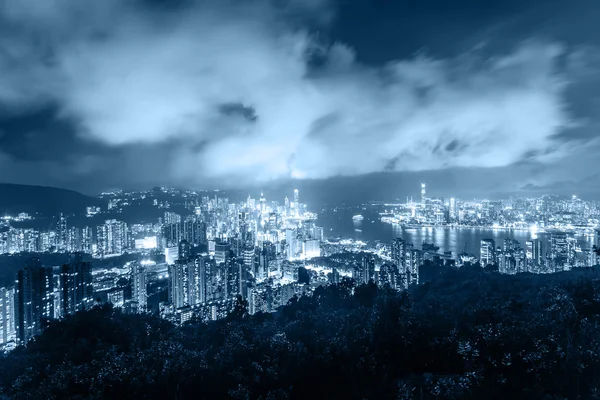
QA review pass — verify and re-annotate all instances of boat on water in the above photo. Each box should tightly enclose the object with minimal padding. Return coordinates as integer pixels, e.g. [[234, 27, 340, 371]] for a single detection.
[[352, 214, 364, 221]]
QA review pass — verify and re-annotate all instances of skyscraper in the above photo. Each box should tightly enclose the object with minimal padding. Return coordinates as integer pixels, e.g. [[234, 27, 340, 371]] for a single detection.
[[449, 198, 457, 221], [131, 262, 147, 312], [551, 232, 569, 272], [16, 258, 54, 344], [526, 239, 543, 266], [169, 241, 208, 309], [421, 183, 427, 209], [406, 247, 422, 287], [0, 287, 16, 346], [294, 189, 300, 217], [96, 220, 128, 257], [81, 227, 93, 254], [357, 256, 375, 284], [378, 264, 397, 289], [57, 213, 67, 252], [391, 238, 406, 271], [170, 250, 192, 309], [60, 253, 93, 317], [480, 239, 496, 266], [214, 242, 231, 265]]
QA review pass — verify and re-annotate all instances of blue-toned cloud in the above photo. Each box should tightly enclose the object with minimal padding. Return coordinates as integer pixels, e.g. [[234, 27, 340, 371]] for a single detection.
[[0, 0, 580, 189]]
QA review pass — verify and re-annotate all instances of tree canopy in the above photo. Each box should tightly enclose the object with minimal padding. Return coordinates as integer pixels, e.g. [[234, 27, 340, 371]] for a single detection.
[[4, 266, 600, 399]]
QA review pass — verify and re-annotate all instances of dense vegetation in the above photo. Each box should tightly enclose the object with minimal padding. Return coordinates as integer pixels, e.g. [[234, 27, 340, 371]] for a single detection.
[[4, 266, 600, 399]]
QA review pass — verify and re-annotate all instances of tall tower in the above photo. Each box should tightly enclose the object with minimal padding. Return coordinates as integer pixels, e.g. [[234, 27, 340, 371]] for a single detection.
[[131, 262, 147, 312], [57, 213, 67, 252], [0, 287, 16, 345], [480, 239, 496, 266], [420, 184, 427, 209], [60, 253, 93, 317], [294, 189, 300, 218], [259, 191, 266, 216], [16, 258, 54, 344]]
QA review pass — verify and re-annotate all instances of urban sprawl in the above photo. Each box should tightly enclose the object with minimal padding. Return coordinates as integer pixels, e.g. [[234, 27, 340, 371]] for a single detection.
[[1, 184, 599, 351]]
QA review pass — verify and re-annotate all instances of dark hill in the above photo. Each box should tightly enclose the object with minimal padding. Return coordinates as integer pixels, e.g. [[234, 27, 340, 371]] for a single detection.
[[0, 184, 104, 216], [4, 267, 600, 399]]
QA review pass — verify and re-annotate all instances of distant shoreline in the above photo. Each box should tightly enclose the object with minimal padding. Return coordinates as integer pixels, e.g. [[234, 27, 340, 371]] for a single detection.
[[383, 221, 594, 235]]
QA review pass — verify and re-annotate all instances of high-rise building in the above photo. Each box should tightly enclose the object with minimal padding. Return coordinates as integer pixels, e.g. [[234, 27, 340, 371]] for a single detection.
[[214, 242, 231, 265], [169, 242, 208, 309], [96, 220, 128, 257], [0, 287, 16, 346], [378, 264, 397, 288], [238, 212, 249, 244], [131, 262, 147, 312], [16, 258, 54, 344], [257, 245, 269, 280], [449, 198, 457, 221], [182, 219, 207, 246], [551, 232, 569, 272], [499, 253, 517, 275], [81, 227, 93, 254], [170, 259, 191, 309], [294, 189, 300, 217], [391, 238, 406, 271], [57, 213, 68, 252], [67, 227, 81, 253], [164, 212, 182, 225], [421, 183, 427, 209], [226, 257, 245, 298], [525, 239, 543, 266], [357, 256, 375, 284], [60, 253, 93, 317], [406, 248, 422, 287], [480, 239, 496, 266], [190, 257, 208, 304]]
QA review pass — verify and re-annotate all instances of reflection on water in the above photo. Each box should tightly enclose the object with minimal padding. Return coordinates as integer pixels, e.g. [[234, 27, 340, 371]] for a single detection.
[[326, 208, 594, 257]]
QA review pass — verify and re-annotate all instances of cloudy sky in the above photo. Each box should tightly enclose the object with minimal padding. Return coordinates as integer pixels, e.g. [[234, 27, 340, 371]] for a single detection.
[[1, 0, 599, 202]]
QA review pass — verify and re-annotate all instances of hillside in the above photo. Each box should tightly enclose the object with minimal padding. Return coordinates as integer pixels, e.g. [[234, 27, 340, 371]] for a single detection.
[[0, 184, 104, 216], [3, 266, 600, 399]]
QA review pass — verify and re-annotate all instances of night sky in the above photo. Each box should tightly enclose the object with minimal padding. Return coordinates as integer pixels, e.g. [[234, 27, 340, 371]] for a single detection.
[[1, 0, 599, 202]]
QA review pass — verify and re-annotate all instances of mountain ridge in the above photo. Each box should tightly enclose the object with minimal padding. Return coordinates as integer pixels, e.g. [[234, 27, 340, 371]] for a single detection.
[[0, 183, 104, 216]]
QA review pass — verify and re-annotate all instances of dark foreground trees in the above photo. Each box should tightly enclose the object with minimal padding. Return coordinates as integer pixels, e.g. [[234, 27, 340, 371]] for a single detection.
[[4, 267, 600, 399]]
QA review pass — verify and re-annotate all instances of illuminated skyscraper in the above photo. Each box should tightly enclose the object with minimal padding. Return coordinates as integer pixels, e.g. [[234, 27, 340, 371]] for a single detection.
[[66, 227, 80, 252], [421, 183, 427, 209], [16, 258, 54, 344], [170, 243, 192, 309], [378, 264, 397, 288], [405, 247, 422, 287], [0, 287, 16, 346], [357, 256, 375, 284], [526, 239, 543, 266], [81, 227, 93, 254], [214, 242, 231, 265], [96, 220, 128, 257], [294, 189, 300, 217], [551, 232, 569, 272], [259, 191, 266, 215], [480, 239, 496, 266], [57, 213, 67, 252], [60, 253, 93, 317], [226, 257, 245, 298], [131, 262, 147, 312], [449, 198, 457, 221], [163, 212, 181, 225]]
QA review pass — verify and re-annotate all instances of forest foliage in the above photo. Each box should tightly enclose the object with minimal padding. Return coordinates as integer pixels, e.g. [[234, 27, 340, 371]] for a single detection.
[[3, 265, 600, 399]]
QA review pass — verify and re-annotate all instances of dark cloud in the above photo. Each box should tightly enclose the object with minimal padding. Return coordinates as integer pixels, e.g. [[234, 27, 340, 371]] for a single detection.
[[0, 0, 599, 200]]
